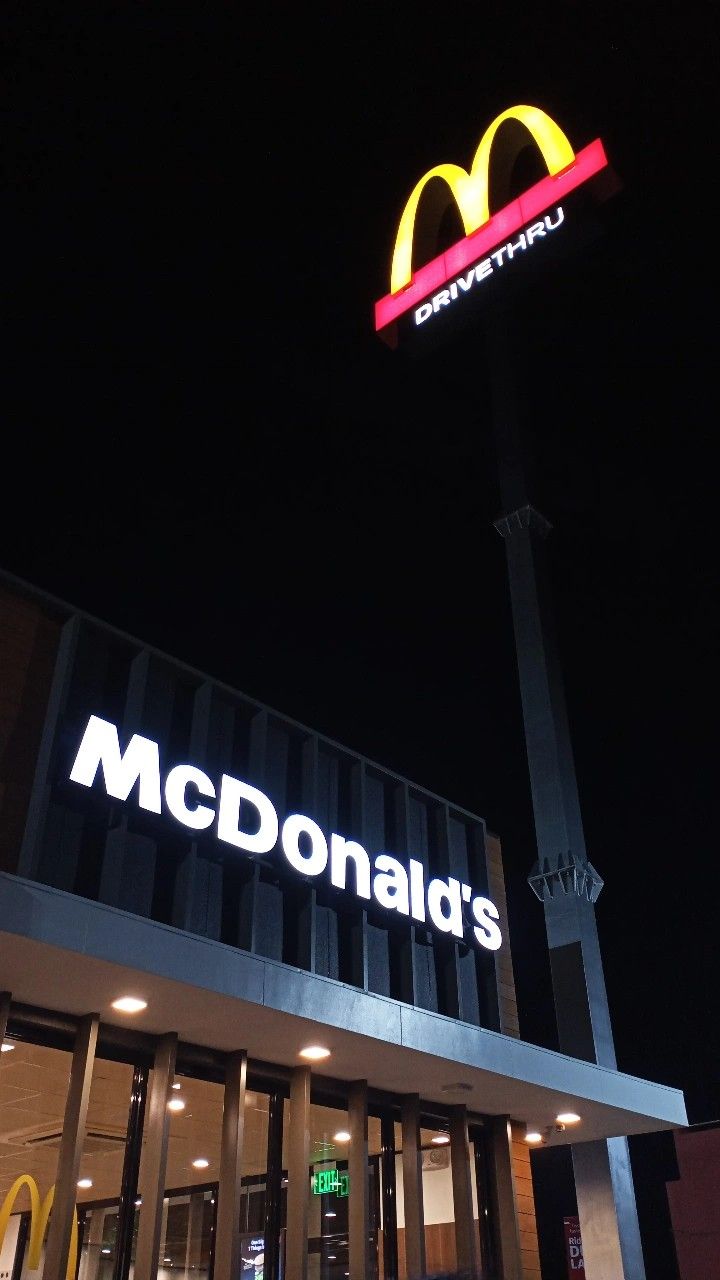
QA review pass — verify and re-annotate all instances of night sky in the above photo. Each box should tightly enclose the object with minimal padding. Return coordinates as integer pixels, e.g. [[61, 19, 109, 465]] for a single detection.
[[3, 4, 716, 1275]]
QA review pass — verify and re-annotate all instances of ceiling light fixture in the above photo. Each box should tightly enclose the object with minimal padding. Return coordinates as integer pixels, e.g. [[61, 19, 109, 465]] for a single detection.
[[1, 1042, 15, 1053], [111, 996, 147, 1014], [299, 1045, 331, 1061], [192, 1158, 209, 1169], [556, 1112, 581, 1125], [333, 1130, 351, 1142], [431, 1133, 450, 1145], [168, 1098, 186, 1112], [77, 1178, 93, 1189], [524, 1131, 544, 1144]]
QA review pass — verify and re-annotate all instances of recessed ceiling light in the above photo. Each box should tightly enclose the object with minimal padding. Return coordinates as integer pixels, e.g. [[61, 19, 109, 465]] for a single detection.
[[172, 1081, 181, 1090], [1, 1042, 15, 1053], [77, 1178, 93, 1189], [556, 1112, 581, 1125], [111, 996, 147, 1014], [325, 1211, 336, 1218], [168, 1098, 186, 1112], [101, 1248, 111, 1255], [333, 1130, 351, 1142], [525, 1131, 544, 1144], [431, 1134, 450, 1144], [135, 1199, 142, 1207], [192, 1158, 209, 1169], [299, 1045, 331, 1061]]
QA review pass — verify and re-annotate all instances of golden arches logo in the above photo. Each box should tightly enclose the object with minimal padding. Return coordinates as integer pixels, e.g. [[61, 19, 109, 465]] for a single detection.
[[0, 1174, 78, 1279], [390, 104, 576, 294]]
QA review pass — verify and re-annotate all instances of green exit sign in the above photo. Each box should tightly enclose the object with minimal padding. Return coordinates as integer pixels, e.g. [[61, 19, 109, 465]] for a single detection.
[[312, 1169, 350, 1197]]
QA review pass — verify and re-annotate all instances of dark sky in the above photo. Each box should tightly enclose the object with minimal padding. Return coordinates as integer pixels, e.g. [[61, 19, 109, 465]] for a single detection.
[[3, 3, 716, 1274]]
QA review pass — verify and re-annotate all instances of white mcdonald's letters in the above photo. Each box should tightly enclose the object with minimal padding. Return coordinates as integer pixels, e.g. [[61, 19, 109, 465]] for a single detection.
[[69, 715, 502, 951]]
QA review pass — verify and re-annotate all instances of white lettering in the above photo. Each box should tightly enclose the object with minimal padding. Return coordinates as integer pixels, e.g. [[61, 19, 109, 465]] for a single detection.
[[456, 269, 475, 291], [505, 232, 527, 259], [330, 834, 371, 899], [427, 876, 464, 938], [526, 220, 546, 245], [490, 245, 508, 267], [432, 289, 451, 312], [282, 813, 328, 876], [449, 281, 458, 300], [475, 257, 493, 281], [415, 302, 433, 325], [165, 764, 215, 830], [217, 776, 279, 854], [69, 715, 162, 813], [409, 859, 426, 922], [373, 854, 410, 914], [67, 716, 503, 949], [545, 205, 564, 230], [471, 896, 502, 951]]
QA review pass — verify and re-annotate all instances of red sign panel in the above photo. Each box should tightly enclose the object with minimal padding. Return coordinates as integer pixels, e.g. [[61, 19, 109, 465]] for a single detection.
[[563, 1216, 585, 1277]]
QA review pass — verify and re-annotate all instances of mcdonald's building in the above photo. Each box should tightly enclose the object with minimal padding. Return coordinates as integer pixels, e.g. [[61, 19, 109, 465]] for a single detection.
[[0, 563, 686, 1280]]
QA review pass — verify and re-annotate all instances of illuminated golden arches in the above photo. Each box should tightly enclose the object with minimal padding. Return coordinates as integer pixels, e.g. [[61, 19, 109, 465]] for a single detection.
[[390, 104, 577, 294], [0, 1174, 78, 1279]]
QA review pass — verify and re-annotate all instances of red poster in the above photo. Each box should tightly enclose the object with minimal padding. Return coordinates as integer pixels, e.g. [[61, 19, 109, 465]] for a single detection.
[[563, 1216, 585, 1277]]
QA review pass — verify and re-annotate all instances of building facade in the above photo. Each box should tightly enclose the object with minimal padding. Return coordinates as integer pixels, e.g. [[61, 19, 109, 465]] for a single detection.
[[0, 569, 686, 1279]]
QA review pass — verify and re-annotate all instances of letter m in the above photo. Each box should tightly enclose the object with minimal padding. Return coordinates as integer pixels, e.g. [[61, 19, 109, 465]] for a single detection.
[[69, 715, 162, 813]]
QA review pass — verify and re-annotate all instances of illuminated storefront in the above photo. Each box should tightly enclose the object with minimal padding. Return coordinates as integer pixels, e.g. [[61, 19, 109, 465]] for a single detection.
[[0, 569, 686, 1279]]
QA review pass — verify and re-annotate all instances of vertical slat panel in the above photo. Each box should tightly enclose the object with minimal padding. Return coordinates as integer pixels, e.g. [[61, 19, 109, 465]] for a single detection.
[[17, 614, 80, 879]]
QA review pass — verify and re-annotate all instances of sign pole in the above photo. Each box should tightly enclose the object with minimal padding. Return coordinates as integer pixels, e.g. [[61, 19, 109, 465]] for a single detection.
[[487, 305, 647, 1279]]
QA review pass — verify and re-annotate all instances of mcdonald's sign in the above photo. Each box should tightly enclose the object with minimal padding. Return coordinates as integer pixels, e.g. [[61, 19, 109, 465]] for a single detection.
[[374, 104, 610, 342], [0, 1174, 78, 1279]]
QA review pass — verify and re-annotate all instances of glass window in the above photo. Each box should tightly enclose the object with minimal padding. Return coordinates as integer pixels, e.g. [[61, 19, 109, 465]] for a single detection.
[[0, 1035, 75, 1278], [76, 1056, 136, 1280]]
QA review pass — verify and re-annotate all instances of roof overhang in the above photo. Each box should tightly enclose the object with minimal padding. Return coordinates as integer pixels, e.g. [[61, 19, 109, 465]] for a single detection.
[[0, 873, 687, 1146]]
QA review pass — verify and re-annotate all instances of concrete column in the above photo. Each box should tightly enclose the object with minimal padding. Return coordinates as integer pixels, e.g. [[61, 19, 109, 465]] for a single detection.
[[400, 1094, 426, 1280], [494, 502, 647, 1280], [184, 1192, 206, 1274], [285, 1065, 311, 1280], [134, 1033, 178, 1280], [44, 1013, 100, 1280], [80, 1206, 107, 1280], [489, 1116, 523, 1280], [215, 1050, 247, 1280], [348, 1079, 370, 1280], [449, 1105, 481, 1276]]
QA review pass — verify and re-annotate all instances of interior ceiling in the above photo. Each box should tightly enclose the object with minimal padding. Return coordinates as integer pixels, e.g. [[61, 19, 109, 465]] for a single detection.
[[0, 1043, 435, 1208], [0, 930, 681, 1159]]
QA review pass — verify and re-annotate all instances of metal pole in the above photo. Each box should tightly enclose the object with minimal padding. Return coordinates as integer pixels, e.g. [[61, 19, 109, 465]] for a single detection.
[[112, 1064, 148, 1280]]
